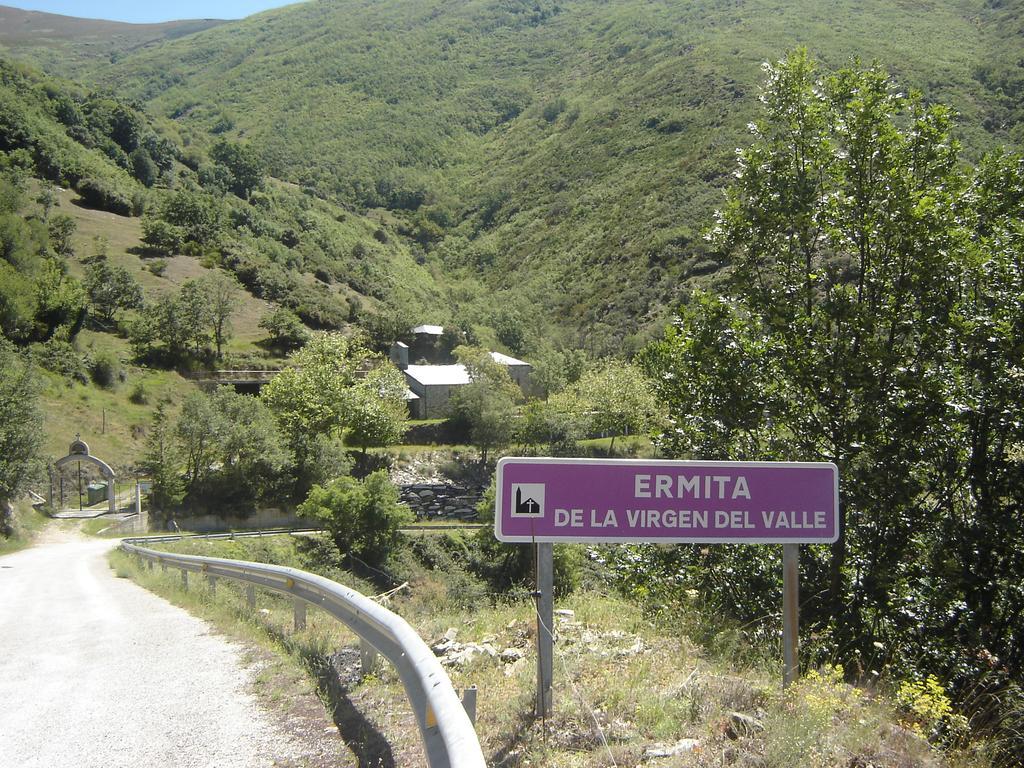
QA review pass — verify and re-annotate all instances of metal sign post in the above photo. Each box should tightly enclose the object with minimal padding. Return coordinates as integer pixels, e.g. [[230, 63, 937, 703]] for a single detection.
[[495, 457, 839, 700], [782, 543, 799, 688], [534, 543, 554, 718]]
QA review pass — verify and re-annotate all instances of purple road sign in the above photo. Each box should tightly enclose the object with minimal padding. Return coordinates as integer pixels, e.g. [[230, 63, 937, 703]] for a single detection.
[[495, 457, 839, 544]]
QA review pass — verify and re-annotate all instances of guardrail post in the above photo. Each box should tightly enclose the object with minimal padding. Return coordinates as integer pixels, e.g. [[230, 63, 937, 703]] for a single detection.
[[181, 569, 188, 590], [246, 585, 256, 609], [360, 640, 380, 677], [207, 575, 217, 595], [293, 599, 306, 631], [461, 685, 478, 726], [160, 560, 166, 573], [146, 558, 154, 571]]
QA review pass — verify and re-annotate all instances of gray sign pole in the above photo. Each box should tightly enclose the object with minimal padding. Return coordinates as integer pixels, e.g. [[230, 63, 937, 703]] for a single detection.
[[782, 543, 799, 688], [534, 542, 554, 718]]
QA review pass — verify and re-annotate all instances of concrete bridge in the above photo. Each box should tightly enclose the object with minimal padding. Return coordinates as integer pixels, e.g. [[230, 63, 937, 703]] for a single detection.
[[185, 369, 281, 393]]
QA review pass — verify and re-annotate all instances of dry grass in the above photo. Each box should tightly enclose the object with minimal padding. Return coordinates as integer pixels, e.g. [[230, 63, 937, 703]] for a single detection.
[[48, 186, 273, 348], [37, 366, 190, 468]]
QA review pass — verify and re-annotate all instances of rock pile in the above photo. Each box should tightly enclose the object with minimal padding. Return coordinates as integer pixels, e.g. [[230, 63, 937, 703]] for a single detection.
[[431, 628, 528, 673], [399, 484, 482, 520]]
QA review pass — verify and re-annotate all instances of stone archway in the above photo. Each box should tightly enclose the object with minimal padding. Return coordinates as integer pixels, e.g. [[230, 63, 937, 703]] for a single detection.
[[54, 436, 116, 514]]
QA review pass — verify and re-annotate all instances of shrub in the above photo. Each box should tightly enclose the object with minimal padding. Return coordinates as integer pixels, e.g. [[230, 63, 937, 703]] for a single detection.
[[541, 96, 567, 122], [297, 471, 412, 567], [31, 336, 87, 382], [128, 380, 148, 404], [88, 350, 120, 388], [259, 306, 308, 351], [471, 480, 582, 595], [896, 675, 969, 745], [76, 177, 132, 215], [286, 284, 348, 329], [141, 217, 183, 254]]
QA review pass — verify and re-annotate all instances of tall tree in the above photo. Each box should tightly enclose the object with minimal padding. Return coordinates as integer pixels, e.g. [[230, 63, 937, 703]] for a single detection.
[[0, 340, 42, 507], [142, 402, 184, 513], [930, 152, 1024, 677], [209, 139, 265, 199], [570, 361, 660, 456], [171, 388, 292, 508], [176, 279, 213, 356], [262, 332, 370, 440], [262, 332, 379, 491], [201, 270, 241, 359], [346, 364, 410, 456], [447, 346, 520, 463], [642, 50, 971, 658], [210, 387, 292, 501], [83, 260, 143, 327], [259, 306, 308, 352], [176, 391, 222, 496]]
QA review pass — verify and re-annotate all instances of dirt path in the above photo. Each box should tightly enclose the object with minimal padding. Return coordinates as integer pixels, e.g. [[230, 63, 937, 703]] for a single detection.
[[0, 529, 320, 767]]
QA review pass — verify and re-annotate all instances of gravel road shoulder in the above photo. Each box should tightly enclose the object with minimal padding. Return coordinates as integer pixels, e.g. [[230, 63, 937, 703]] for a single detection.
[[0, 529, 350, 768]]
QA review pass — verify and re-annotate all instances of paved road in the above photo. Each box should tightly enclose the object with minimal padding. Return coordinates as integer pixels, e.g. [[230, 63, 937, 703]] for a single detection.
[[0, 530, 304, 768]]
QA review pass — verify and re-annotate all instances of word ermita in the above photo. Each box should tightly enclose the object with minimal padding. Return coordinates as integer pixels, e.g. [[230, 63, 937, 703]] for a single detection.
[[634, 473, 751, 500]]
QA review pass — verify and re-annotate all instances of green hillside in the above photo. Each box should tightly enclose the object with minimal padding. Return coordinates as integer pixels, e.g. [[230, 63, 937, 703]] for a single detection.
[[75, 0, 1023, 351], [0, 4, 226, 74], [0, 54, 444, 464], [0, 52, 443, 328]]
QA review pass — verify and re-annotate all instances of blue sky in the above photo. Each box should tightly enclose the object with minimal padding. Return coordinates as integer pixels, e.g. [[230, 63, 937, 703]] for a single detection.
[[3, 1, 303, 23]]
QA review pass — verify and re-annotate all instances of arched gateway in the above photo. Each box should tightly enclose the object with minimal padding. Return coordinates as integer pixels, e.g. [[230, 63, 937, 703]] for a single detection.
[[54, 436, 116, 514]]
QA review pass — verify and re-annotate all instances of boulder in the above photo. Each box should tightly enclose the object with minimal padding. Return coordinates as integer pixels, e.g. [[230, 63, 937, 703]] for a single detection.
[[644, 738, 700, 757], [725, 711, 765, 739]]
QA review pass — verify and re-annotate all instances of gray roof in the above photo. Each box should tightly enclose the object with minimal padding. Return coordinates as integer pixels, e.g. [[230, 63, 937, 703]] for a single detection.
[[404, 352, 529, 387], [411, 324, 444, 335], [490, 351, 530, 367], [404, 364, 471, 387]]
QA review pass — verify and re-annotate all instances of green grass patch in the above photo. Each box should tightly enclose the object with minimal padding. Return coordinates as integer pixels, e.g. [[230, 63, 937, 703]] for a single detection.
[[578, 434, 656, 458], [0, 500, 50, 556]]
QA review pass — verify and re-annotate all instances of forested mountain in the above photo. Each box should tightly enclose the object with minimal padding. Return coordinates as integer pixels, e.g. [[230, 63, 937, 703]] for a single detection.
[[0, 52, 444, 338], [3, 0, 1022, 349], [21, 0, 1014, 351]]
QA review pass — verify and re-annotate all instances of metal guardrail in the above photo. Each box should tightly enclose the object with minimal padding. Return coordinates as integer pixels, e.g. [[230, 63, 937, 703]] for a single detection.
[[129, 524, 484, 546], [130, 527, 324, 544], [120, 539, 486, 768]]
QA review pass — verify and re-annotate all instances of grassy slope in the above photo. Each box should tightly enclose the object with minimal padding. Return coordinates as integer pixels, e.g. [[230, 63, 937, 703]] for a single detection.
[[1, 52, 444, 329], [76, 0, 1020, 349], [49, 185, 274, 348], [27, 186, 228, 468]]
